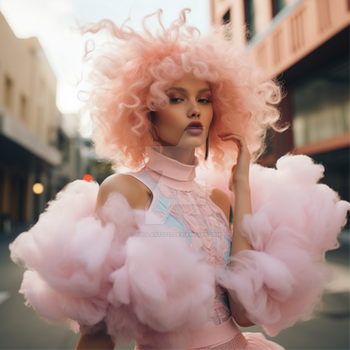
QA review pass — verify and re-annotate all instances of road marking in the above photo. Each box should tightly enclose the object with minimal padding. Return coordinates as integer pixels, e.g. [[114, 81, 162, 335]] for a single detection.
[[0, 291, 10, 305], [324, 262, 350, 294]]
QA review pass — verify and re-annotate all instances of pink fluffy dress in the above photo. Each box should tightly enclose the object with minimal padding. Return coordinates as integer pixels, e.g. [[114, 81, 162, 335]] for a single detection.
[[9, 148, 349, 349]]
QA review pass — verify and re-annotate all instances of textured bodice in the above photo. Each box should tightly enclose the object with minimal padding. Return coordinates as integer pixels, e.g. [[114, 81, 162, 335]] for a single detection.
[[126, 148, 233, 326]]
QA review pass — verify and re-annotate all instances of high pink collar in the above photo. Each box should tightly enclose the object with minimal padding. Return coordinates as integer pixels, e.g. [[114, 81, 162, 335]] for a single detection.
[[144, 147, 199, 189]]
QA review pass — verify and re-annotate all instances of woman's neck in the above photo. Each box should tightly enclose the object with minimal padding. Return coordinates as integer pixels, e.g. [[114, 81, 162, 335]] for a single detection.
[[144, 146, 199, 190], [159, 146, 196, 165]]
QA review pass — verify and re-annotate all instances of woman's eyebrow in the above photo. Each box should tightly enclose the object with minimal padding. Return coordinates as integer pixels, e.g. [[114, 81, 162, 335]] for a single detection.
[[168, 87, 186, 92], [168, 87, 211, 93]]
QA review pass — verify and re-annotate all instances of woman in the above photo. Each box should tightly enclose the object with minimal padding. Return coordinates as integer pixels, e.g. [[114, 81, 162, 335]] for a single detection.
[[10, 9, 348, 350]]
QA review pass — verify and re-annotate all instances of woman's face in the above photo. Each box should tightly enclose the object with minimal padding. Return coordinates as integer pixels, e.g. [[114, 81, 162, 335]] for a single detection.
[[153, 74, 213, 149]]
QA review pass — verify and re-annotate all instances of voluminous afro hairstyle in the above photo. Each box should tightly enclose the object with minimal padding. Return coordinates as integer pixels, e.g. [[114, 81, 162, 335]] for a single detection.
[[80, 9, 284, 171]]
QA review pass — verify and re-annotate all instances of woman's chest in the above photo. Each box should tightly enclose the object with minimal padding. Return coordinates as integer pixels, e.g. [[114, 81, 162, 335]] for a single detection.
[[151, 182, 232, 266]]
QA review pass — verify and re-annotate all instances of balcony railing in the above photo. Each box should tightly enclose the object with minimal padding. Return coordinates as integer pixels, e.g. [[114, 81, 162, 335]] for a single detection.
[[248, 0, 350, 79]]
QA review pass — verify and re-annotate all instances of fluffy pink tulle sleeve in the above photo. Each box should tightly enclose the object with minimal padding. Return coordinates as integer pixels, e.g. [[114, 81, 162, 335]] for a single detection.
[[9, 180, 215, 348], [215, 155, 350, 336]]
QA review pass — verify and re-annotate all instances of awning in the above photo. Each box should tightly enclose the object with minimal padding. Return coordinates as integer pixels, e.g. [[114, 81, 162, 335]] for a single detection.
[[0, 110, 61, 166]]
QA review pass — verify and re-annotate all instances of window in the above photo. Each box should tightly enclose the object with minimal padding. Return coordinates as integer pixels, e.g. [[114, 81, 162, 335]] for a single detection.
[[37, 105, 44, 137], [244, 0, 256, 42], [272, 0, 286, 17], [292, 58, 349, 147], [222, 9, 232, 39], [5, 76, 13, 109], [37, 80, 45, 138], [20, 95, 27, 121], [222, 9, 230, 25]]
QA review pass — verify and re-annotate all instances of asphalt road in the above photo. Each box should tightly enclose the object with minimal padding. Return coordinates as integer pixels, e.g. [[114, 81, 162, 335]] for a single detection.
[[0, 235, 348, 350]]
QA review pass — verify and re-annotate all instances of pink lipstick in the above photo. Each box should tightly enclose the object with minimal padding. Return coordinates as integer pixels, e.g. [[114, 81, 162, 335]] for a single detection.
[[185, 121, 203, 135]]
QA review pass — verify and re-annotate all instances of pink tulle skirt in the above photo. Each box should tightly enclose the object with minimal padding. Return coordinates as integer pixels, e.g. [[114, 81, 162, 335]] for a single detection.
[[135, 333, 283, 349], [134, 318, 284, 349]]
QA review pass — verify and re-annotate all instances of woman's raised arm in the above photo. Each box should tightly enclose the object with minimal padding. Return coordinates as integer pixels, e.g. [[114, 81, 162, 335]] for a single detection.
[[218, 133, 253, 256], [217, 133, 255, 327]]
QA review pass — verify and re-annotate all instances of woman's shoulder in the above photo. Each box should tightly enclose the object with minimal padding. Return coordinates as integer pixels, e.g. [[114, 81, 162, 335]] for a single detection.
[[96, 173, 151, 211], [99, 173, 139, 191]]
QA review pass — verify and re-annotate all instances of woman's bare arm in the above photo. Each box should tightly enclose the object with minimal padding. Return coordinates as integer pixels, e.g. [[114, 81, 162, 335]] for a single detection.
[[219, 133, 253, 255], [214, 133, 255, 327], [210, 188, 255, 327], [76, 174, 151, 350]]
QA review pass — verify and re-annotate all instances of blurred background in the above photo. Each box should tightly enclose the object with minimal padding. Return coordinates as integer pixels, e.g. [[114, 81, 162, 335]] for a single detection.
[[0, 0, 349, 349]]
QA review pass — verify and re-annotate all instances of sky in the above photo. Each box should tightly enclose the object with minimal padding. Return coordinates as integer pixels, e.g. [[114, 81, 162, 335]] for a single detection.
[[0, 0, 211, 118]]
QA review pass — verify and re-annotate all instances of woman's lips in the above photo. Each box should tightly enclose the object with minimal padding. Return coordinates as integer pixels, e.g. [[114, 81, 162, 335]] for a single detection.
[[185, 121, 204, 135], [185, 127, 203, 135]]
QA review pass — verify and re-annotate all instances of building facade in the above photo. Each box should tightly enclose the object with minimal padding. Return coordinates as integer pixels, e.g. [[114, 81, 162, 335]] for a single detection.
[[0, 12, 114, 235], [0, 11, 61, 233], [211, 0, 350, 232], [54, 113, 114, 193]]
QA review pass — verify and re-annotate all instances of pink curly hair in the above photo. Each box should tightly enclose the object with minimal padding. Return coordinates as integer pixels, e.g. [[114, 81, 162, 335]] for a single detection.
[[80, 9, 284, 171]]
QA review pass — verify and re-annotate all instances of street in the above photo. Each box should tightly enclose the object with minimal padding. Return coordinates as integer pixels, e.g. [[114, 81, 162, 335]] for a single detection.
[[0, 235, 348, 350]]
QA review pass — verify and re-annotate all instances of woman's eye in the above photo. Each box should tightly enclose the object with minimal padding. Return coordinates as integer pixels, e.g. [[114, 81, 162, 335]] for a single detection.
[[199, 98, 212, 104], [169, 97, 182, 103]]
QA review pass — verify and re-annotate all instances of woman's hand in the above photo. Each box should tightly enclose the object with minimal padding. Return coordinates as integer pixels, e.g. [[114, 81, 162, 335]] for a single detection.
[[218, 133, 251, 192]]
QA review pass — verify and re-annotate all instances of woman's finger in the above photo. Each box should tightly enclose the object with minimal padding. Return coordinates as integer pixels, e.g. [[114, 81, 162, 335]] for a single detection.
[[219, 134, 249, 152], [218, 133, 244, 139], [221, 137, 241, 147], [218, 133, 246, 144]]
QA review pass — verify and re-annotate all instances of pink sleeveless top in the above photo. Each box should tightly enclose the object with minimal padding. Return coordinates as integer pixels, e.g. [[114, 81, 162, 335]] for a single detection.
[[126, 148, 247, 349]]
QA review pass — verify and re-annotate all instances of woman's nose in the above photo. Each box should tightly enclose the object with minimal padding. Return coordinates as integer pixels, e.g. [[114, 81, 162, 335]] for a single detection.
[[188, 101, 201, 118]]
